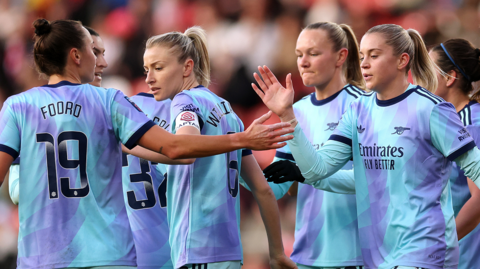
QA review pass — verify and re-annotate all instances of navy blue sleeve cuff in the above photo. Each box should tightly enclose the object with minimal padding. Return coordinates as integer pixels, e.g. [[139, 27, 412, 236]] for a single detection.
[[0, 144, 19, 160], [329, 134, 352, 147], [242, 149, 253, 156], [124, 121, 156, 149], [275, 151, 295, 161], [12, 156, 20, 164], [448, 141, 476, 161]]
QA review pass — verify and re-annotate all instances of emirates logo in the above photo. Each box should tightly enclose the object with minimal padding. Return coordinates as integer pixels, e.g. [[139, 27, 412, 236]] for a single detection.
[[181, 112, 195, 121]]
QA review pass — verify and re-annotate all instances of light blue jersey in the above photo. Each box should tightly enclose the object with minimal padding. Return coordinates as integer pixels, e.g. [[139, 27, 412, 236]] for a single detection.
[[122, 93, 173, 269], [167, 85, 244, 268], [450, 101, 480, 269], [325, 84, 474, 269], [271, 85, 363, 267], [0, 81, 155, 268]]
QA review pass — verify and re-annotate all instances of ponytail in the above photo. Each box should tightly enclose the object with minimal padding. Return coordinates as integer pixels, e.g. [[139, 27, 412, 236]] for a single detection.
[[340, 24, 366, 91], [305, 22, 365, 91], [367, 24, 437, 93], [407, 29, 437, 93], [146, 26, 211, 87]]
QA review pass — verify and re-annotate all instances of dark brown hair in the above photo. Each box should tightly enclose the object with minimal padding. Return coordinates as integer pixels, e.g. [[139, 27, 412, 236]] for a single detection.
[[431, 39, 480, 101], [33, 18, 87, 77], [85, 26, 99, 37], [304, 22, 366, 91]]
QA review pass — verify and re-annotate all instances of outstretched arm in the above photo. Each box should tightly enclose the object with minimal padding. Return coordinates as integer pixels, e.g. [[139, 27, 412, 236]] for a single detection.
[[456, 177, 480, 240], [240, 154, 297, 269], [137, 111, 294, 159]]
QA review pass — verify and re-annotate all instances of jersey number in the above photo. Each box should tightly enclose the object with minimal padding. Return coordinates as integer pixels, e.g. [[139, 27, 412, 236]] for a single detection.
[[227, 132, 239, 198], [36, 131, 90, 199], [122, 153, 167, 210]]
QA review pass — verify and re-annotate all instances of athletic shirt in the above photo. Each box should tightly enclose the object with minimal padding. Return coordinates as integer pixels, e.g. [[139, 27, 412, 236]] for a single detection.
[[167, 86, 245, 268], [0, 81, 155, 269], [329, 84, 475, 269], [449, 101, 480, 269], [272, 85, 363, 267], [121, 93, 173, 269]]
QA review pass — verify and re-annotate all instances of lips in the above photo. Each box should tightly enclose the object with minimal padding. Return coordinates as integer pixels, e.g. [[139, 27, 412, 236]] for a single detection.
[[150, 87, 160, 94], [94, 72, 102, 79], [363, 73, 372, 81]]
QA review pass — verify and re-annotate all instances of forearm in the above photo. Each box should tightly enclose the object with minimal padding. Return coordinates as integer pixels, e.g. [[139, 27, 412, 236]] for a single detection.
[[0, 152, 14, 186], [308, 169, 356, 194], [287, 124, 352, 184], [122, 144, 194, 164], [456, 196, 480, 240]]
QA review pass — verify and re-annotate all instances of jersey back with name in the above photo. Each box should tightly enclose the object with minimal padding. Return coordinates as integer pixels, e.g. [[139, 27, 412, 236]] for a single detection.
[[330, 84, 475, 269], [275, 85, 363, 267], [0, 81, 154, 269], [449, 101, 480, 269], [121, 93, 173, 269], [167, 86, 244, 268]]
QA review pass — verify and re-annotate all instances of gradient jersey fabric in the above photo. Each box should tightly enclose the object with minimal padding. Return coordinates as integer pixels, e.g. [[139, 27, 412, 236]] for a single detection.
[[121, 93, 173, 269], [167, 86, 244, 268], [449, 101, 480, 269], [272, 85, 363, 267], [329, 84, 475, 269], [0, 81, 155, 269]]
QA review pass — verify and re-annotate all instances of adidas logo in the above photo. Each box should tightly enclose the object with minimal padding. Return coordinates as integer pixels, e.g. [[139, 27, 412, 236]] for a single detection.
[[357, 125, 365, 133]]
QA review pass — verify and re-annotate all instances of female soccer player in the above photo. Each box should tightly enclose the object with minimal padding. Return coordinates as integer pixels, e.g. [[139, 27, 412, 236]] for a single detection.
[[429, 38, 480, 269], [253, 24, 480, 269], [261, 22, 365, 269], [142, 26, 297, 269], [0, 19, 293, 269]]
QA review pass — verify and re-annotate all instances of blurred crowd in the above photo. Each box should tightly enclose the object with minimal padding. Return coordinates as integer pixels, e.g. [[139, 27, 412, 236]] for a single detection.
[[0, 0, 479, 268]]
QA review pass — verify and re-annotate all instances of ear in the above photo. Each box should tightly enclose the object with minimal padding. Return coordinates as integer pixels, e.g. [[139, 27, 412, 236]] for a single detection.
[[446, 70, 457, 87], [336, 48, 348, 67], [183, 58, 194, 77], [398, 52, 410, 70], [69, 48, 81, 65]]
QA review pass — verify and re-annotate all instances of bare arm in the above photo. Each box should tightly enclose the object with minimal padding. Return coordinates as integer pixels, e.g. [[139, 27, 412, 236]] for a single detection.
[[122, 145, 194, 165], [136, 111, 294, 159], [0, 152, 14, 187], [240, 154, 297, 269], [456, 177, 480, 240]]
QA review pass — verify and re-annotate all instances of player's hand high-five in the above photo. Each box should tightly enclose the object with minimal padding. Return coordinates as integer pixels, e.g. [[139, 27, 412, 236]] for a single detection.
[[252, 65, 296, 122]]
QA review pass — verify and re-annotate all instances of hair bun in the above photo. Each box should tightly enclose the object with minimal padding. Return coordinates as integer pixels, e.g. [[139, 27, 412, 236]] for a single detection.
[[33, 18, 51, 36]]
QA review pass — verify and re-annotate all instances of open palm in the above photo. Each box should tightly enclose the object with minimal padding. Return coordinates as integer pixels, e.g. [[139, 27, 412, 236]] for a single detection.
[[252, 66, 295, 119]]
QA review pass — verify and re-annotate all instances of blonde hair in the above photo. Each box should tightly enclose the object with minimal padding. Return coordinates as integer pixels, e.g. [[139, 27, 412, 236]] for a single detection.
[[304, 22, 366, 91], [146, 26, 211, 87], [366, 24, 437, 93]]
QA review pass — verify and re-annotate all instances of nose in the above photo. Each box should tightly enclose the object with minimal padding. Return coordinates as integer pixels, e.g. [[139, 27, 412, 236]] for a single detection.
[[97, 55, 108, 69], [360, 57, 369, 69], [298, 56, 310, 68], [145, 70, 154, 85]]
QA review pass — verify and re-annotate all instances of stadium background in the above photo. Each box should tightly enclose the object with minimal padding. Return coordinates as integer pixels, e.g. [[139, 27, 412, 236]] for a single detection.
[[0, 0, 478, 268]]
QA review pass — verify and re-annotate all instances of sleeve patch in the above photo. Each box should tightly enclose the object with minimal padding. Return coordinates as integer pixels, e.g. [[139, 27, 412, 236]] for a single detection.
[[124, 96, 143, 112], [176, 111, 201, 131]]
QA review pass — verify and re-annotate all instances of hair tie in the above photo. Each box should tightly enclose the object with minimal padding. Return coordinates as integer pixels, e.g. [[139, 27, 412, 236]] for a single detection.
[[440, 43, 471, 82]]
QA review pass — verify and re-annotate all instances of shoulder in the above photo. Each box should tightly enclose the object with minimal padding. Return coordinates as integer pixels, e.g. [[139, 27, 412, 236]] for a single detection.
[[411, 86, 445, 105], [343, 84, 365, 99], [293, 93, 313, 109], [460, 101, 480, 127]]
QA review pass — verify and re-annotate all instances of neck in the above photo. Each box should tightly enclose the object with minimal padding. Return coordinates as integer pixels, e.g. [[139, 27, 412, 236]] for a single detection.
[[181, 77, 200, 92], [48, 70, 82, 85], [375, 74, 410, 100], [313, 74, 347, 101], [443, 88, 471, 112]]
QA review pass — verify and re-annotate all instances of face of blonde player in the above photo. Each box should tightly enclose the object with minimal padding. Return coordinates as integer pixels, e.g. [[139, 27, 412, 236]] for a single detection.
[[91, 35, 108, 87], [144, 45, 187, 101], [78, 27, 97, 84], [428, 50, 450, 99], [295, 29, 340, 88], [360, 33, 404, 93]]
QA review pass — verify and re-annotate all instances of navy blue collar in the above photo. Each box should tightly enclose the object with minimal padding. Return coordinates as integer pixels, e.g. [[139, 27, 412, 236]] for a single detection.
[[310, 86, 348, 106], [42, 81, 81, 88], [137, 92, 155, 98], [375, 85, 419, 107]]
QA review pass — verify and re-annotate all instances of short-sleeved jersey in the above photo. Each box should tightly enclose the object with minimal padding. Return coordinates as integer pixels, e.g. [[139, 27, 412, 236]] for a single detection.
[[330, 84, 475, 269], [0, 81, 155, 269], [121, 93, 173, 269], [167, 86, 244, 268], [273, 85, 363, 267], [449, 101, 480, 269]]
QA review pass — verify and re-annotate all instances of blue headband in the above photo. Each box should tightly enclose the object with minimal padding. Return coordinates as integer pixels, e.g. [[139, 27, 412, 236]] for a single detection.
[[440, 43, 471, 82]]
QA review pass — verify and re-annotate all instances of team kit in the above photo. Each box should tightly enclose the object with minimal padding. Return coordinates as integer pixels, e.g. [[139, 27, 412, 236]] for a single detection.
[[1, 17, 480, 269]]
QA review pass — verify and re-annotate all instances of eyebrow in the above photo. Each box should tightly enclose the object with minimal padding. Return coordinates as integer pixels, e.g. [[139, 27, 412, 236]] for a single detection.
[[359, 48, 383, 55]]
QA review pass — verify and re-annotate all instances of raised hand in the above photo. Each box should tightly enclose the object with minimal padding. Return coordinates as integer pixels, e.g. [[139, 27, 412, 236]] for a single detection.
[[269, 254, 298, 269], [252, 66, 295, 121], [243, 111, 294, 150]]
